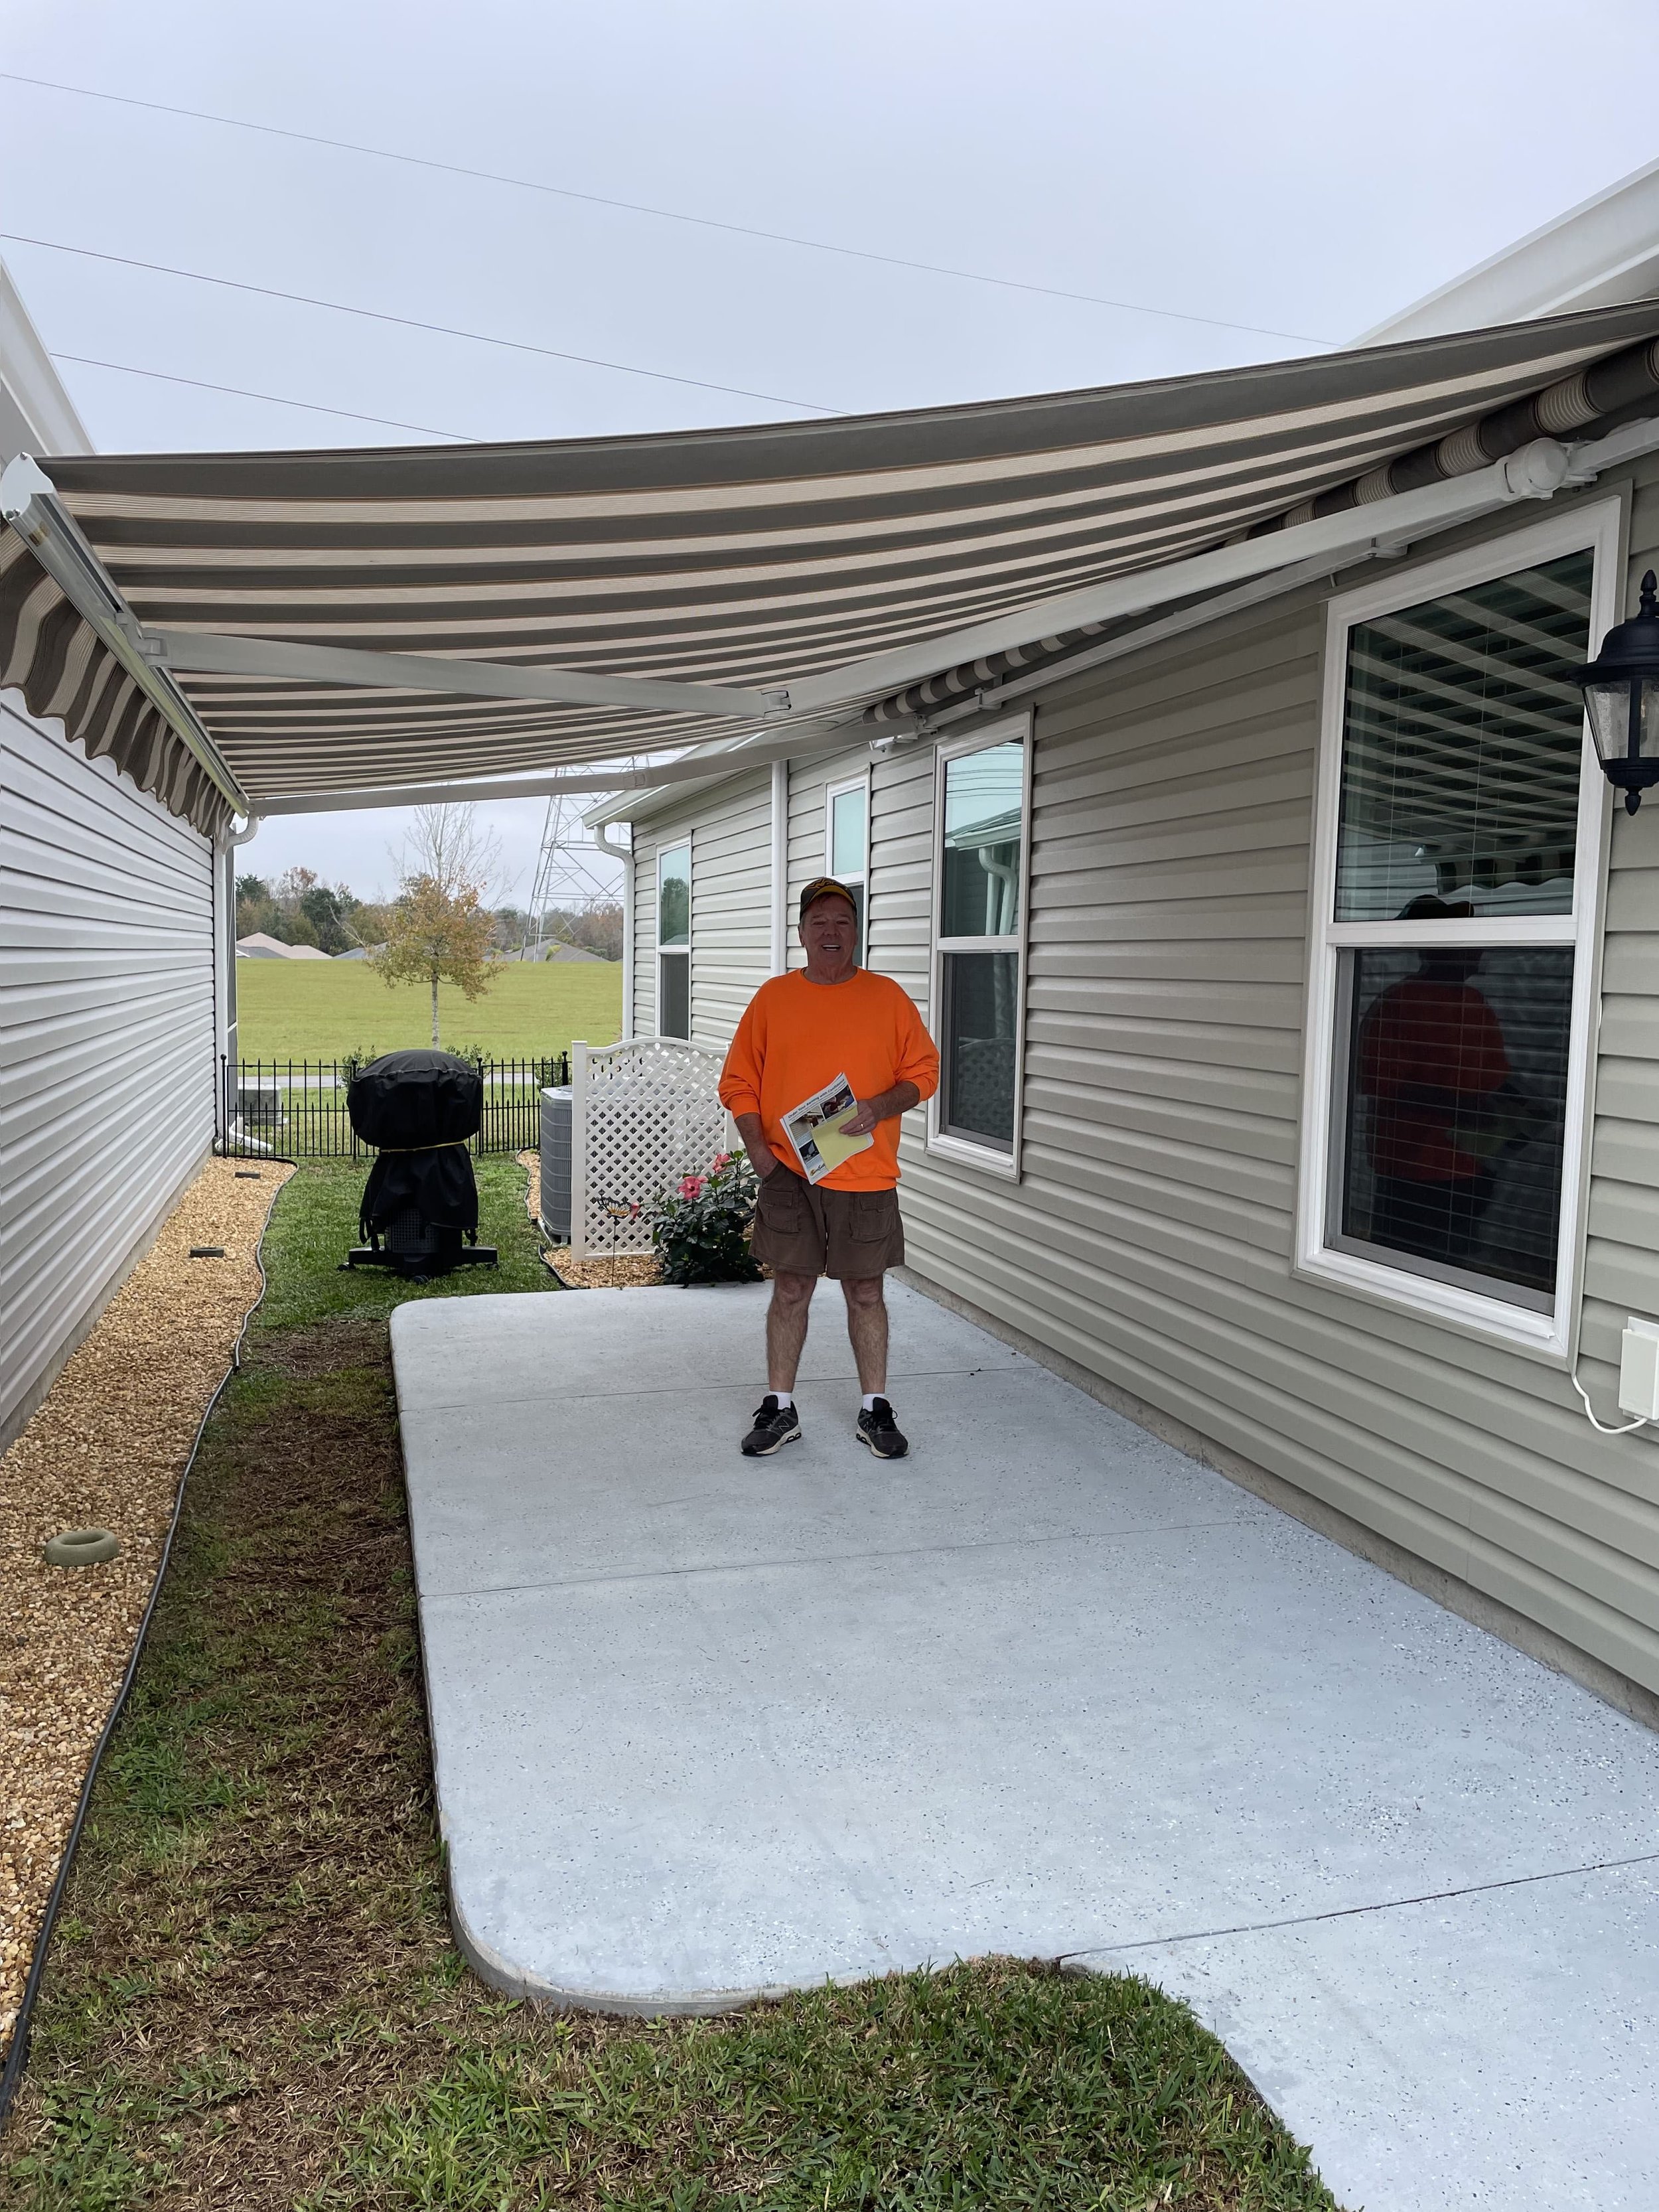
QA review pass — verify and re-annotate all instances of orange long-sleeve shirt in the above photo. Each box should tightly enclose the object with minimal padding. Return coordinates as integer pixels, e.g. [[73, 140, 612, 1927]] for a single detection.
[[719, 969, 940, 1191]]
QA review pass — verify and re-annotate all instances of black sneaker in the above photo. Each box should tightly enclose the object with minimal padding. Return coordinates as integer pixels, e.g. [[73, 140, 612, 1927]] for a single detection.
[[741, 1395, 802, 1456], [855, 1398, 908, 1459]]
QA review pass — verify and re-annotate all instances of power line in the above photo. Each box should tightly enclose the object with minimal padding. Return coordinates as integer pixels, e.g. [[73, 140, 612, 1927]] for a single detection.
[[50, 352, 480, 441], [0, 234, 840, 415], [0, 68, 1336, 349]]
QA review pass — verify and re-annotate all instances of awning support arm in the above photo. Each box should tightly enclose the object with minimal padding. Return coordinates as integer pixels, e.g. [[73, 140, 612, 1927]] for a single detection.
[[1, 455, 252, 817], [248, 715, 862, 816], [151, 627, 790, 721]]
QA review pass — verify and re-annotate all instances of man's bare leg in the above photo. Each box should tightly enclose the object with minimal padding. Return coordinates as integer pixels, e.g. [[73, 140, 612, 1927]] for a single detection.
[[766, 1270, 818, 1392], [841, 1274, 889, 1394]]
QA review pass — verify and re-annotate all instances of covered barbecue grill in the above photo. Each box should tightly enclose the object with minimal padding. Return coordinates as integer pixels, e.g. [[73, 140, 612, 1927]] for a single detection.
[[345, 1049, 498, 1277]]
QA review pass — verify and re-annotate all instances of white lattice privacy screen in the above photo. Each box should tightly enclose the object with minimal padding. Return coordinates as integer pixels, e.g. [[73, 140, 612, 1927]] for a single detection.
[[569, 1037, 731, 1258]]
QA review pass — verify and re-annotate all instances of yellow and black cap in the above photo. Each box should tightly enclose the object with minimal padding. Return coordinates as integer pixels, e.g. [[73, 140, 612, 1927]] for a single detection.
[[798, 875, 859, 920]]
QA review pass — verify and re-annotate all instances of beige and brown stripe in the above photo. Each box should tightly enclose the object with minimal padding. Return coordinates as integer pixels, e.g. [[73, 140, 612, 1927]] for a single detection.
[[6, 298, 1659, 836]]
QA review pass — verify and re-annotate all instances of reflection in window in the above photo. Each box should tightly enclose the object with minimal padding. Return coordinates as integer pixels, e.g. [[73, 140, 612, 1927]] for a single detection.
[[1335, 552, 1591, 921], [658, 845, 690, 947], [831, 785, 867, 877], [658, 844, 690, 1038], [936, 737, 1027, 1158], [941, 951, 1019, 1149], [1336, 946, 1571, 1303], [942, 742, 1023, 937]]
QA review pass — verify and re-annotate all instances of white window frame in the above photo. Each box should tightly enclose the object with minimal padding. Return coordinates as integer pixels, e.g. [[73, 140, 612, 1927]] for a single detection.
[[927, 711, 1033, 1181], [656, 838, 691, 1039], [824, 770, 871, 966], [1295, 499, 1621, 1359]]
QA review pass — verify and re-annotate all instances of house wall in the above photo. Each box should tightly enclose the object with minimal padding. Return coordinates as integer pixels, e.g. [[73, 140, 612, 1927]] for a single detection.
[[611, 471, 1659, 1714], [1, 695, 218, 1448], [687, 769, 773, 1047], [626, 767, 774, 1045], [895, 486, 1659, 1715]]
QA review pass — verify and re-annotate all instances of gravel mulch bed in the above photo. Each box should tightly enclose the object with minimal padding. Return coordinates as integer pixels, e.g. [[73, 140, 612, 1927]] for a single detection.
[[515, 1149, 664, 1286], [0, 1156, 292, 2065], [541, 1248, 665, 1288]]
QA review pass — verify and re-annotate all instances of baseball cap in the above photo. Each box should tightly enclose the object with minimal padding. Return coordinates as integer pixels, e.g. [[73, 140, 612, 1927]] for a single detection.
[[799, 875, 859, 920]]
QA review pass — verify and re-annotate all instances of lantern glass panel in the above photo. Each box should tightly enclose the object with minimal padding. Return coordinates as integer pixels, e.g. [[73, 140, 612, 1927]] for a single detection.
[[1583, 676, 1659, 766], [1582, 681, 1630, 764]]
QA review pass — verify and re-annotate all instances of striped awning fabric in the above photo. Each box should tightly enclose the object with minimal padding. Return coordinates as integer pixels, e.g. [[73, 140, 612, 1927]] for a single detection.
[[7, 298, 1659, 836]]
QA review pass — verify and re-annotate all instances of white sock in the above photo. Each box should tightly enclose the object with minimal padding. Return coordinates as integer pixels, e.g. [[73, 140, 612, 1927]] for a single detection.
[[770, 1389, 793, 1408], [861, 1393, 884, 1412]]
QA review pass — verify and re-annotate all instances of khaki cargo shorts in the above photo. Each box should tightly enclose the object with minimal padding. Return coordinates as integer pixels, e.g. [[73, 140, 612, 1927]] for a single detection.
[[751, 1166, 904, 1279]]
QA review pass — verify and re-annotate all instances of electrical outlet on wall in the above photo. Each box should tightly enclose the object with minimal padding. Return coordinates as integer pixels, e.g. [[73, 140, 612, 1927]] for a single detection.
[[1617, 1317, 1659, 1420]]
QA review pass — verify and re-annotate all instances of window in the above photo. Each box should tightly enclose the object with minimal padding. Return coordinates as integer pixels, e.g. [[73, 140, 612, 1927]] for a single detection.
[[826, 775, 869, 964], [930, 718, 1031, 1172], [657, 842, 690, 1038], [1299, 505, 1619, 1351]]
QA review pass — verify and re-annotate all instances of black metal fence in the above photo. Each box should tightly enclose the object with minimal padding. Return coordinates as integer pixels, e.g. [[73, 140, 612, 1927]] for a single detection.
[[218, 1054, 570, 1159]]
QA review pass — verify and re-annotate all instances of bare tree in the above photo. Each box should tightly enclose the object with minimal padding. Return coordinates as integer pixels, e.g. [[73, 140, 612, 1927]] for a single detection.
[[370, 806, 504, 1047]]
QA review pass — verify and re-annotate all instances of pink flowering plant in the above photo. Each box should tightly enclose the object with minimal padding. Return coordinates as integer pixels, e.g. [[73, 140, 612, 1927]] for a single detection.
[[651, 1148, 762, 1285]]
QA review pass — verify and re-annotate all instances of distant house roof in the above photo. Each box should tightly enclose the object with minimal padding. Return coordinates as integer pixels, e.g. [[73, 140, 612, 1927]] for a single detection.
[[236, 931, 330, 960]]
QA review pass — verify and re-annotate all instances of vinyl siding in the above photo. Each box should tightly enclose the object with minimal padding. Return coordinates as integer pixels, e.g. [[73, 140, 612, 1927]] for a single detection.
[[784, 749, 851, 973], [628, 769, 772, 1047], [687, 771, 772, 1048], [631, 824, 656, 1037], [898, 484, 1659, 1705], [1, 698, 216, 1447]]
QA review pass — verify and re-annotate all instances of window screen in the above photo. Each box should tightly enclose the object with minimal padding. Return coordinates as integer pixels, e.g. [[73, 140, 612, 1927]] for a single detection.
[[1334, 552, 1592, 922], [937, 739, 1027, 1156]]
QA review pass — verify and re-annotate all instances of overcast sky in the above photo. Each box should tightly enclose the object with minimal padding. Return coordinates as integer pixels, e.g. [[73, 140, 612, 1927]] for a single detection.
[[4, 0, 1656, 901]]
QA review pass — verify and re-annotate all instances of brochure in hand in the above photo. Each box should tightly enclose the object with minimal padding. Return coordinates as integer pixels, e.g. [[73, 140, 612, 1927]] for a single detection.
[[781, 1072, 873, 1185]]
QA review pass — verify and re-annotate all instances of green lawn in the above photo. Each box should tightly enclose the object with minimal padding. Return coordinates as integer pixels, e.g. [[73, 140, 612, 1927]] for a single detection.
[[236, 957, 622, 1060], [0, 1163, 1340, 2212]]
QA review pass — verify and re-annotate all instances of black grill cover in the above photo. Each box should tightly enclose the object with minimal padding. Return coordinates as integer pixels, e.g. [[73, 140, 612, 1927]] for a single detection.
[[348, 1049, 482, 1240]]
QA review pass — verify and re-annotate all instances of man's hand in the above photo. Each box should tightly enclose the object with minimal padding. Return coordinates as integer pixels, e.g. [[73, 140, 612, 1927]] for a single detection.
[[840, 1080, 921, 1138], [733, 1110, 780, 1180]]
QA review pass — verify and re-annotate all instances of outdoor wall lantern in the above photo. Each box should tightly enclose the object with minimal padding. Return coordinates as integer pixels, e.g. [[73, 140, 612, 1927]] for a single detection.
[[1573, 570, 1659, 812]]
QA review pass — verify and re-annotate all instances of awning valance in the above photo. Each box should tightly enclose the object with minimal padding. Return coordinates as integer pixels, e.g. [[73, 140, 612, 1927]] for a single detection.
[[7, 297, 1659, 836]]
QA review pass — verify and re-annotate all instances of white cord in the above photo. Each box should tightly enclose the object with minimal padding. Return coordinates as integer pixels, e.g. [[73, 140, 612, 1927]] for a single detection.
[[1570, 1370, 1652, 1436]]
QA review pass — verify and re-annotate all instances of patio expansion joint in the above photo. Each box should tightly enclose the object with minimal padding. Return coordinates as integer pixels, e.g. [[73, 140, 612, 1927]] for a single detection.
[[419, 1512, 1251, 1603], [1062, 1844, 1659, 1964]]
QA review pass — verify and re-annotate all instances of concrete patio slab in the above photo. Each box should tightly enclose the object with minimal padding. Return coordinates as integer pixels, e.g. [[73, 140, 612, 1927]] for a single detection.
[[392, 1282, 1659, 2212]]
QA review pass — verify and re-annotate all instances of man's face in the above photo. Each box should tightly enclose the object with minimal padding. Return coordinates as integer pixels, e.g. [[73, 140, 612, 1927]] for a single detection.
[[800, 895, 857, 967]]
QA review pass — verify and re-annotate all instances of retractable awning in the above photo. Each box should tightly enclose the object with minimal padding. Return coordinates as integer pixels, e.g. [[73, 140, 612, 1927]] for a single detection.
[[7, 297, 1659, 838]]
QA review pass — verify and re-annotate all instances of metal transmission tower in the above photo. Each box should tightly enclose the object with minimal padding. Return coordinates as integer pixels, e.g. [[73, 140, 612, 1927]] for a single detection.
[[528, 794, 618, 955]]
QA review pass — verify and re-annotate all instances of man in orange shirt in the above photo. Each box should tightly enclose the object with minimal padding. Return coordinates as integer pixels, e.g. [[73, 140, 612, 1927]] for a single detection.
[[719, 876, 940, 1461]]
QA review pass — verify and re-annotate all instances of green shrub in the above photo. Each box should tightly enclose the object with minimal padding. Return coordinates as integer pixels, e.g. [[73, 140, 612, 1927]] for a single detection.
[[652, 1150, 762, 1284]]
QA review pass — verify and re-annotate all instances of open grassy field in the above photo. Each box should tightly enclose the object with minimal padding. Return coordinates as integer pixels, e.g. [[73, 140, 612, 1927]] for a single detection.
[[235, 958, 622, 1061], [0, 1163, 1340, 2211]]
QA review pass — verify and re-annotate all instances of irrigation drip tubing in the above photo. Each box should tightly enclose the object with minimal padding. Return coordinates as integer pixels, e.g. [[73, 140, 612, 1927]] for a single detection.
[[0, 1174, 288, 2131]]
